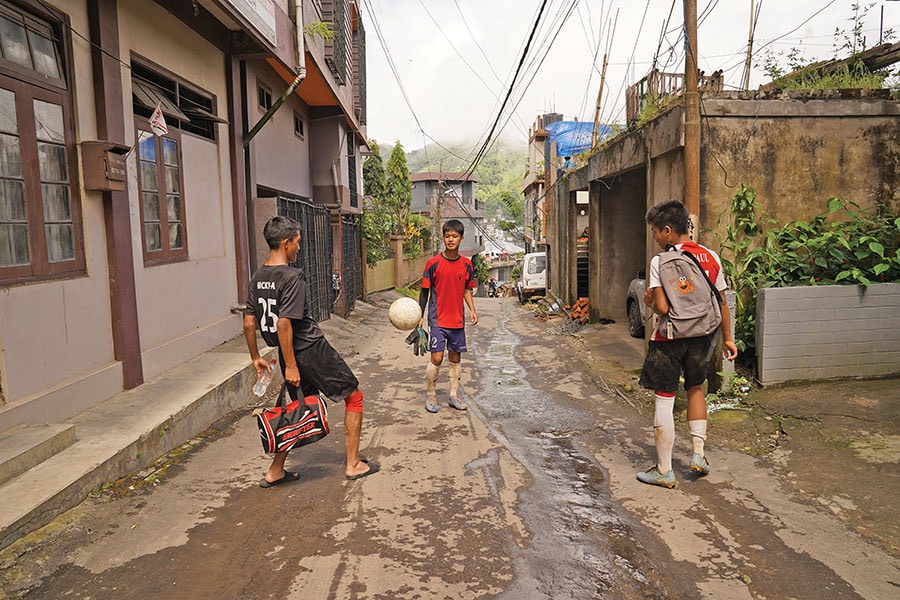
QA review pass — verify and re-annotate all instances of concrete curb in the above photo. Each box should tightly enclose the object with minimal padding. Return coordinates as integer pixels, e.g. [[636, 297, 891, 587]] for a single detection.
[[0, 338, 276, 551]]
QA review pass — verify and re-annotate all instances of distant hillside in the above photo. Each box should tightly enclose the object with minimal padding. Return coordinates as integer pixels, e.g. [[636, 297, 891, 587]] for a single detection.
[[402, 138, 528, 221]]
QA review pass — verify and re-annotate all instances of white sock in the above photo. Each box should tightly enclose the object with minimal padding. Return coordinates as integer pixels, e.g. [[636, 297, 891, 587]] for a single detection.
[[654, 393, 676, 474], [689, 420, 707, 456], [425, 362, 440, 400], [448, 362, 461, 398]]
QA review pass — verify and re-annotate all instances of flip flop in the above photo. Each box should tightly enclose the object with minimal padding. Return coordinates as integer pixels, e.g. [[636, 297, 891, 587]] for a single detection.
[[259, 470, 300, 488], [346, 459, 380, 481]]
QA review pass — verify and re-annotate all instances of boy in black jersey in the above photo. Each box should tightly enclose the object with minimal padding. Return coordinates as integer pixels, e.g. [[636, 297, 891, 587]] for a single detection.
[[243, 216, 378, 486]]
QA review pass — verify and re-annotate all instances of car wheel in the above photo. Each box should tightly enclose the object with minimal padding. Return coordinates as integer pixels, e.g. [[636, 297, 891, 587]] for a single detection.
[[627, 299, 645, 338]]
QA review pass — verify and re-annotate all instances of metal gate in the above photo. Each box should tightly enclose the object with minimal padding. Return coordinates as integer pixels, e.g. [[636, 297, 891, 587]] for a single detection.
[[278, 196, 333, 323], [338, 214, 362, 317]]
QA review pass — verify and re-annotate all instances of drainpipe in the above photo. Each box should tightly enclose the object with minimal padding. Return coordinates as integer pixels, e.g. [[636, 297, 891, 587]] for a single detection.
[[243, 0, 307, 147]]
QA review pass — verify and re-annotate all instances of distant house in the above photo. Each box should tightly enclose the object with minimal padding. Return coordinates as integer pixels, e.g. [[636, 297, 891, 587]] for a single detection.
[[410, 172, 483, 256]]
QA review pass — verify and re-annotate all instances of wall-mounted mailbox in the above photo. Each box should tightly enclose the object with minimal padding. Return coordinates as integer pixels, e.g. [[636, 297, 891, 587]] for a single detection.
[[81, 141, 131, 192]]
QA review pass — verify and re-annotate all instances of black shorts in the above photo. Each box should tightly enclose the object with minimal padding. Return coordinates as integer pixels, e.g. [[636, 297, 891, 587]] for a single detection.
[[639, 333, 717, 393], [279, 337, 359, 401]]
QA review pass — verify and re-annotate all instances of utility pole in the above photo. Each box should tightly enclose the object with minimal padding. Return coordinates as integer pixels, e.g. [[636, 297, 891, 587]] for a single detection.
[[742, 0, 757, 91], [591, 52, 609, 148], [683, 0, 700, 237], [433, 161, 443, 254]]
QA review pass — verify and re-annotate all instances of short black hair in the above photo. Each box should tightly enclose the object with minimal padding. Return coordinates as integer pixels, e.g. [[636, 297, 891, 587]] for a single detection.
[[263, 216, 301, 249], [443, 219, 465, 236], [646, 199, 690, 234]]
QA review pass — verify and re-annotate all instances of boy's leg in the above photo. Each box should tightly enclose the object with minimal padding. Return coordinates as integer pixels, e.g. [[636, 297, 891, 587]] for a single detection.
[[425, 356, 442, 412], [653, 392, 676, 474], [687, 384, 710, 474], [637, 341, 680, 488], [261, 451, 300, 487], [426, 328, 449, 413], [683, 334, 716, 475], [343, 390, 376, 479], [444, 330, 468, 410]]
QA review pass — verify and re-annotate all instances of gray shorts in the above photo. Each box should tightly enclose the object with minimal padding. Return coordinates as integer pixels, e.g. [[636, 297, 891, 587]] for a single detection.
[[639, 333, 717, 393]]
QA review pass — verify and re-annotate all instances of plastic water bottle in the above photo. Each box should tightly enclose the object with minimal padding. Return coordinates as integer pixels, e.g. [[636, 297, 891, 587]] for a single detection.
[[252, 359, 277, 397]]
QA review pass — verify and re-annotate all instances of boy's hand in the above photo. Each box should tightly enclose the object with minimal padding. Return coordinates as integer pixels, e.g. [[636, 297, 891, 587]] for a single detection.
[[723, 340, 738, 362], [284, 364, 301, 386], [470, 311, 478, 326], [252, 356, 271, 377]]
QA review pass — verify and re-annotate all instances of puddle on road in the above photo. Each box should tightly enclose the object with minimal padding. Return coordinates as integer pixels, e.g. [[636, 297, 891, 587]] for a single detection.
[[468, 304, 657, 599]]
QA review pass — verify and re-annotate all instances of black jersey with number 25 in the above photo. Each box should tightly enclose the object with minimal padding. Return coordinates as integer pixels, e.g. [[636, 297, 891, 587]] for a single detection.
[[245, 264, 325, 353]]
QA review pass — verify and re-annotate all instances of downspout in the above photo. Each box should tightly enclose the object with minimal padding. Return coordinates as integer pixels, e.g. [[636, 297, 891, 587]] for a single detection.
[[243, 0, 307, 147]]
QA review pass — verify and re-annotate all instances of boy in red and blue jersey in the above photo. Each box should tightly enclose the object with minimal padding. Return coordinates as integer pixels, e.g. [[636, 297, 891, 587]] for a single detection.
[[418, 219, 478, 413]]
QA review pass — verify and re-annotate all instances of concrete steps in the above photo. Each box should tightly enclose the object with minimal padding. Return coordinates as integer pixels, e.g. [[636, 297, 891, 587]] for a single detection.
[[0, 336, 277, 551], [0, 424, 77, 486]]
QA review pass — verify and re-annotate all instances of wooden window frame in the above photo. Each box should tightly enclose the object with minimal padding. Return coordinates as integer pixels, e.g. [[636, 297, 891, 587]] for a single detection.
[[257, 83, 271, 112], [134, 118, 188, 266], [0, 1, 83, 286]]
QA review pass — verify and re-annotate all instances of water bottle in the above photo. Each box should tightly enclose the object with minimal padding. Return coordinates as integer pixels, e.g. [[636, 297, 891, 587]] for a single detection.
[[252, 359, 277, 397]]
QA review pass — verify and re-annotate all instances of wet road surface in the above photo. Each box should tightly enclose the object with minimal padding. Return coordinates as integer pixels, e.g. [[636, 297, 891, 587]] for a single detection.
[[1, 296, 897, 599]]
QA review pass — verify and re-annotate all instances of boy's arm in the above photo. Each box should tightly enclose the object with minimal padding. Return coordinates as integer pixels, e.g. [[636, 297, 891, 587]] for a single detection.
[[717, 289, 738, 361], [644, 286, 669, 315], [243, 314, 270, 377], [276, 317, 301, 386], [464, 288, 478, 325], [418, 287, 429, 327]]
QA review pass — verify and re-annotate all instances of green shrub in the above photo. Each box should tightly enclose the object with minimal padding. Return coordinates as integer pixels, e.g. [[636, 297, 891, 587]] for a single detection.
[[713, 186, 900, 370]]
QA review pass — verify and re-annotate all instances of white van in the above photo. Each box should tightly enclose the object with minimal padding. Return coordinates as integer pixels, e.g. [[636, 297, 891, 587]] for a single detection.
[[516, 251, 547, 303]]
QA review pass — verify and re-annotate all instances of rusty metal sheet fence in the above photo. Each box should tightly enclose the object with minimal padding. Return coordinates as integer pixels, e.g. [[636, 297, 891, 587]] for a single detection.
[[278, 196, 333, 323]]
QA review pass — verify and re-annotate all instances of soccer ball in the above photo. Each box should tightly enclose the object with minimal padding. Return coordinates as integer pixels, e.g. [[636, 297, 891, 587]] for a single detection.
[[389, 297, 422, 331]]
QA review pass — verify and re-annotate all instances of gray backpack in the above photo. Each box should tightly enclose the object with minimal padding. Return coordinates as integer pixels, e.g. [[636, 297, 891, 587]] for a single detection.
[[656, 246, 722, 339]]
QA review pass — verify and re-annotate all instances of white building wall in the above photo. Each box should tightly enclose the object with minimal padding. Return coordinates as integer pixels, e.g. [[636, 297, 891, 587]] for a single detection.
[[119, 2, 239, 380]]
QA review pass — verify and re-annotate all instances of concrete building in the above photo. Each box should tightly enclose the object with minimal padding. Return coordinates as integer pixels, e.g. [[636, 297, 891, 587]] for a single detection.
[[0, 0, 366, 432], [409, 171, 483, 256], [547, 86, 900, 324]]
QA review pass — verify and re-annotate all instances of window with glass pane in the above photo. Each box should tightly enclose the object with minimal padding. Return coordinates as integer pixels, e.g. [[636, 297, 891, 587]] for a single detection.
[[0, 4, 64, 84], [136, 128, 187, 262], [0, 3, 82, 285], [34, 99, 72, 262], [0, 86, 28, 268]]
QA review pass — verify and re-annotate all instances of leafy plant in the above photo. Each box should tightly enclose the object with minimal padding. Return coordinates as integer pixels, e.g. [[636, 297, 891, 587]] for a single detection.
[[712, 186, 900, 369], [471, 253, 490, 284]]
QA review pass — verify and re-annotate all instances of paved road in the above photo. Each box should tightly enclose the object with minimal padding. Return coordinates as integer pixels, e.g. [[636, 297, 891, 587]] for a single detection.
[[1, 296, 897, 599]]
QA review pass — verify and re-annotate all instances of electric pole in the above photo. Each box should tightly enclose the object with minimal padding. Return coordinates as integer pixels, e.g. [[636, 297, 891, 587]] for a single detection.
[[683, 0, 700, 236]]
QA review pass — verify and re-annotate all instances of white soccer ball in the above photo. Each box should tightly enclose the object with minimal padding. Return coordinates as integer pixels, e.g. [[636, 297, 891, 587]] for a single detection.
[[389, 297, 422, 331]]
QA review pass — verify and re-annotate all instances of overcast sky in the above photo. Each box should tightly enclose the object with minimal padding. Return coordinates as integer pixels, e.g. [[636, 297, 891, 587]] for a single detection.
[[360, 0, 899, 153]]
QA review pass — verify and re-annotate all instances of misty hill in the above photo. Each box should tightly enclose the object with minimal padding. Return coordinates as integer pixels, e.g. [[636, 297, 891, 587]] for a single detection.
[[401, 139, 529, 220]]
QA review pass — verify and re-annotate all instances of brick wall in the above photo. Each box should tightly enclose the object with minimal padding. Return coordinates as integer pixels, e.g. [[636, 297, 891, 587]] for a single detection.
[[756, 284, 900, 385]]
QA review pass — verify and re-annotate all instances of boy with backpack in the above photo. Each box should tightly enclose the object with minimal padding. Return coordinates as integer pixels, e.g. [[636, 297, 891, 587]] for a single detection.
[[636, 199, 738, 488]]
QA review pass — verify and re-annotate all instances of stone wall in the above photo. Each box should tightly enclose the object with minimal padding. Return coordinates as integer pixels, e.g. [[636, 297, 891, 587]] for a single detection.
[[756, 283, 900, 384]]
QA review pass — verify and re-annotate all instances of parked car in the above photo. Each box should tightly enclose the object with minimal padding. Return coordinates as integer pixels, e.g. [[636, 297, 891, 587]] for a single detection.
[[516, 252, 546, 303], [626, 270, 649, 337]]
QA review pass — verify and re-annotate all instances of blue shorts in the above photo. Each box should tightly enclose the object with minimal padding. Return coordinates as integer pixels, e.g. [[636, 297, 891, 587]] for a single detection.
[[429, 326, 468, 353]]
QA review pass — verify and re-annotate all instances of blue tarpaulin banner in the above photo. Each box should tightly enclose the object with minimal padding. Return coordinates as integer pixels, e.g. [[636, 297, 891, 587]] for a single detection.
[[545, 121, 611, 157]]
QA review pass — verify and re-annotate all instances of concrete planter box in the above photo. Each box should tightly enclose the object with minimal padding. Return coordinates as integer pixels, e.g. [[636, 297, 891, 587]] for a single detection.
[[756, 283, 900, 385]]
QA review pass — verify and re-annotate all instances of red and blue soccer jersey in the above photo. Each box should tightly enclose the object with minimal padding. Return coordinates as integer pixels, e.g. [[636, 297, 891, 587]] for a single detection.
[[422, 254, 477, 329]]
